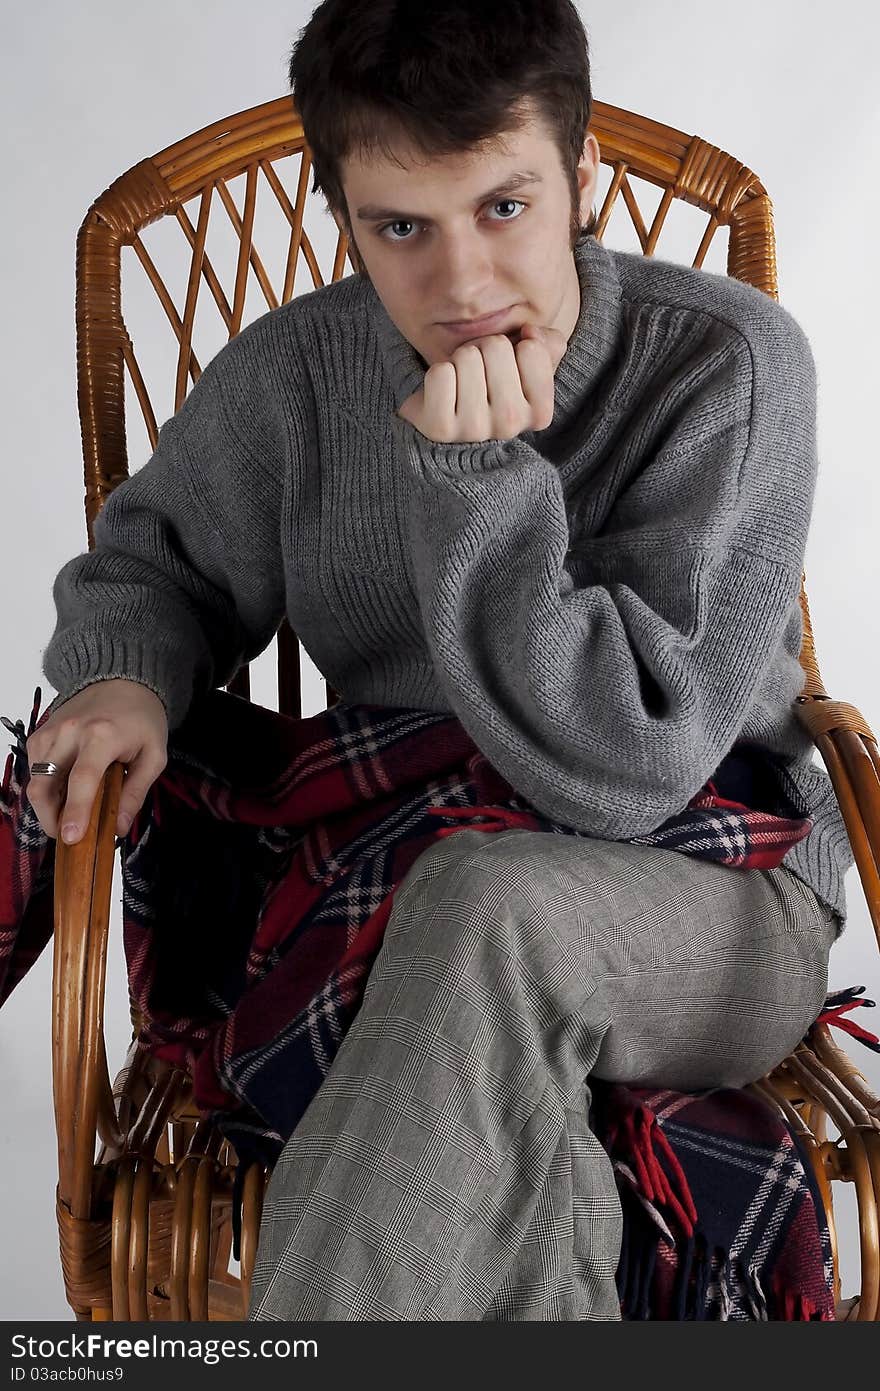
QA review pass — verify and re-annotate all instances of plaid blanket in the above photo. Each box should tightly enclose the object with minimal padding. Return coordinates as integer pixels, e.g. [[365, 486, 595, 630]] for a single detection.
[[2, 684, 876, 1320]]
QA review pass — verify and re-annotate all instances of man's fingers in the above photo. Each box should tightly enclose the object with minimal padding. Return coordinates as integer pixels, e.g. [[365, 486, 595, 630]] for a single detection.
[[27, 733, 166, 843], [25, 724, 79, 840], [421, 360, 457, 440], [115, 748, 167, 836], [514, 336, 556, 429], [447, 342, 488, 437], [57, 757, 117, 843], [25, 769, 67, 840], [519, 323, 569, 372]]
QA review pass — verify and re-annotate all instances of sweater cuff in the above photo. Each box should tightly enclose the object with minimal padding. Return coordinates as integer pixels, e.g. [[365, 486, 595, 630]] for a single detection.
[[392, 413, 523, 480], [42, 625, 202, 731], [40, 675, 170, 730]]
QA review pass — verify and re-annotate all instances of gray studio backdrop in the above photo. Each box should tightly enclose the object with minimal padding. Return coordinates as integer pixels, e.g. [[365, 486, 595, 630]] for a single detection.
[[2, 0, 878, 1320]]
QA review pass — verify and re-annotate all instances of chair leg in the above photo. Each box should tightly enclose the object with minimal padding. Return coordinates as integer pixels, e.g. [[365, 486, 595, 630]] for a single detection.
[[211, 1209, 236, 1285]]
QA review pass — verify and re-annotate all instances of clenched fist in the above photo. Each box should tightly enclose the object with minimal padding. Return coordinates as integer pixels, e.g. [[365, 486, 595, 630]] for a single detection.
[[397, 322, 569, 444]]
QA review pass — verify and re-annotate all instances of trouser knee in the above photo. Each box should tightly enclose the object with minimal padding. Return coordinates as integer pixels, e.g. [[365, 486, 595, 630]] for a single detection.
[[364, 830, 609, 1105]]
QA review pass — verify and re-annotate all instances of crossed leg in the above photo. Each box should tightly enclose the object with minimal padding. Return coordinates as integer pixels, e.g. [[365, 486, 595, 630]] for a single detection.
[[246, 827, 837, 1321]]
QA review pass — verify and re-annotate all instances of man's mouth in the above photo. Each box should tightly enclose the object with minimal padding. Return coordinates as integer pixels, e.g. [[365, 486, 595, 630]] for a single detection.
[[439, 304, 522, 339]]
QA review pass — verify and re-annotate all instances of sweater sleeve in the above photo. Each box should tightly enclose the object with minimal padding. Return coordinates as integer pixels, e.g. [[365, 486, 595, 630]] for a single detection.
[[41, 331, 292, 732], [394, 301, 818, 839]]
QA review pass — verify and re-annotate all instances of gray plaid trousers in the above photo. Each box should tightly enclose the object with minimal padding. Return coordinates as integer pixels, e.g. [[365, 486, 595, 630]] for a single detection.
[[246, 827, 839, 1321]]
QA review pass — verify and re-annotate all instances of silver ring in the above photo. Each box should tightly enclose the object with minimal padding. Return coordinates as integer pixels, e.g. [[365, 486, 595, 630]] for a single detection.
[[30, 761, 61, 776]]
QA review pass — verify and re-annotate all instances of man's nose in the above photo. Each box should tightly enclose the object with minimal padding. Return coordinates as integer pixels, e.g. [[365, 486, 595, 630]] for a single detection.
[[431, 231, 496, 308]]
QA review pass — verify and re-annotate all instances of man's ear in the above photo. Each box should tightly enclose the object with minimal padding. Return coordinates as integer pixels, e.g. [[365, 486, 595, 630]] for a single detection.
[[577, 131, 602, 229]]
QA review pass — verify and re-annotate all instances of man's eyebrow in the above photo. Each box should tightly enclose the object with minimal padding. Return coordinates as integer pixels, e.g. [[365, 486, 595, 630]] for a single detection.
[[355, 170, 544, 221]]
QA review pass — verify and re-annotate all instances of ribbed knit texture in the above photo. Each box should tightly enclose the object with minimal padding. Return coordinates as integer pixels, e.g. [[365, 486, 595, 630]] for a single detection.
[[41, 235, 853, 926]]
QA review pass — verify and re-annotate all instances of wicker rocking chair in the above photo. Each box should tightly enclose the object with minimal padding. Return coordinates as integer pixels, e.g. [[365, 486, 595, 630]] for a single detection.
[[49, 94, 880, 1322]]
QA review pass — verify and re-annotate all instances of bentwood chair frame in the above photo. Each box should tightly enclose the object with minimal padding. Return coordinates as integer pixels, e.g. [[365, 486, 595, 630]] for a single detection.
[[48, 94, 880, 1322]]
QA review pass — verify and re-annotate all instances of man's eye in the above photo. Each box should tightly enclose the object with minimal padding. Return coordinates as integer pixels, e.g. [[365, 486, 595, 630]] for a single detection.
[[378, 219, 419, 242], [377, 199, 527, 242], [486, 198, 527, 222]]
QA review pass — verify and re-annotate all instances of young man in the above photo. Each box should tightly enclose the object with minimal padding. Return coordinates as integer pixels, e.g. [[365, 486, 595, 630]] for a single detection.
[[33, 1, 850, 1319]]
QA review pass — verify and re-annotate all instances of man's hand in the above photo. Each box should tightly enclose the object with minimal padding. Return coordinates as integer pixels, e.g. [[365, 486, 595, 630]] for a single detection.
[[25, 679, 168, 844], [397, 323, 569, 444]]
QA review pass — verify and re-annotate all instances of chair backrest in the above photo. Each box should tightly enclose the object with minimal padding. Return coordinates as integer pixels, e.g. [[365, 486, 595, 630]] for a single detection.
[[72, 93, 829, 721]]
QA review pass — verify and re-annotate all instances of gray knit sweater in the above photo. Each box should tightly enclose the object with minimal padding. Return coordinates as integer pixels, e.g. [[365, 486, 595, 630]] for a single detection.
[[41, 234, 854, 926]]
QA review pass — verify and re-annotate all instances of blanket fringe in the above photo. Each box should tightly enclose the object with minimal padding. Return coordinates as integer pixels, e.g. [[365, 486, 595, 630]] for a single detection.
[[1, 684, 44, 804], [612, 1120, 831, 1319], [813, 985, 880, 1052], [773, 1283, 827, 1321], [617, 1201, 662, 1319], [605, 1100, 698, 1240], [718, 1253, 732, 1320], [740, 1259, 769, 1320]]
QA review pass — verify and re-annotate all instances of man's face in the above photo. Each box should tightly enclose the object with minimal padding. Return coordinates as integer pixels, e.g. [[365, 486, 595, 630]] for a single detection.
[[337, 105, 600, 368]]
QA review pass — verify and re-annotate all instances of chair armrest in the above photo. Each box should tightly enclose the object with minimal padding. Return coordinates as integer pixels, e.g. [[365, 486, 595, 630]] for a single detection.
[[795, 696, 880, 954], [52, 760, 127, 1220]]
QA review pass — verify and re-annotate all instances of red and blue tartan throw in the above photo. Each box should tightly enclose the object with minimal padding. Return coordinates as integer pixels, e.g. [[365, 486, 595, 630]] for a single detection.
[[2, 685, 877, 1320]]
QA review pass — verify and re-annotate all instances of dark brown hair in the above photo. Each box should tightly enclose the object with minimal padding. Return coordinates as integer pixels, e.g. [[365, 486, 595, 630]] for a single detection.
[[287, 0, 598, 271]]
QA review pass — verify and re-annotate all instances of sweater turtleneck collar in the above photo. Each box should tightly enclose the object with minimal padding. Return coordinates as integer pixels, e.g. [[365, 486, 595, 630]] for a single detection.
[[366, 233, 624, 433]]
